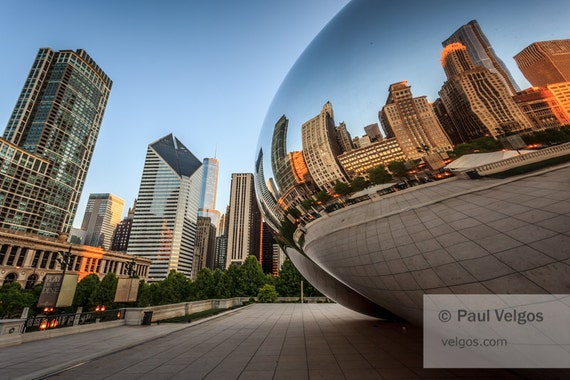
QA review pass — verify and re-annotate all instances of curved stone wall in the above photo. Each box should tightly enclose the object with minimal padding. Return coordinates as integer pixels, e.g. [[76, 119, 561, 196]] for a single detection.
[[300, 164, 570, 325]]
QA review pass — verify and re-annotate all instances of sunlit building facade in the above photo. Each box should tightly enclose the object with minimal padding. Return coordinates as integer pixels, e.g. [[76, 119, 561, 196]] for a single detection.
[[0, 229, 150, 287], [514, 39, 570, 87], [127, 134, 202, 281], [380, 81, 452, 160], [0, 48, 112, 237], [547, 82, 570, 117], [513, 87, 570, 130], [80, 193, 124, 250], [337, 137, 406, 179]]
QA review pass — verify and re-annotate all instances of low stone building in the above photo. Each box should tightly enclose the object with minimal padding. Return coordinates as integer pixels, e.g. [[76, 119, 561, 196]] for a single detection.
[[0, 229, 150, 288]]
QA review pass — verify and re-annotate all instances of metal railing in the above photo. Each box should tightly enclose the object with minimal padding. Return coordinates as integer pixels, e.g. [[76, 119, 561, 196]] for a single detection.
[[23, 308, 124, 333]]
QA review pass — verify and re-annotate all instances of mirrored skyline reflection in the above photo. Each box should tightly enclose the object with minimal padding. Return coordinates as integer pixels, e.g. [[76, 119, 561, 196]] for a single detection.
[[255, 0, 570, 225]]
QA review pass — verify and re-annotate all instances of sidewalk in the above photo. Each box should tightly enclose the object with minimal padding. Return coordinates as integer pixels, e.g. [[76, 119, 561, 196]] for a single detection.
[[0, 304, 566, 380]]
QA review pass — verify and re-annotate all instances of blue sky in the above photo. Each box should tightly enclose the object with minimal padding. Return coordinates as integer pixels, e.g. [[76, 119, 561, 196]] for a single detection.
[[0, 0, 350, 225], [0, 0, 569, 228]]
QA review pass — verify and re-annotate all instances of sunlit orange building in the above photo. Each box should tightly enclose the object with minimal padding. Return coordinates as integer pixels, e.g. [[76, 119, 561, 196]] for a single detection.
[[0, 228, 150, 288]]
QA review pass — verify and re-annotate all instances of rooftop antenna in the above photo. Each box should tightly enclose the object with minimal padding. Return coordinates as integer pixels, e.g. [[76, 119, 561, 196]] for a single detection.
[[214, 143, 218, 159]]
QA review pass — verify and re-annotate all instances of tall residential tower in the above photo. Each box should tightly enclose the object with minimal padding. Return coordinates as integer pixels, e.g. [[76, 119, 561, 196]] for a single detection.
[[0, 48, 112, 237]]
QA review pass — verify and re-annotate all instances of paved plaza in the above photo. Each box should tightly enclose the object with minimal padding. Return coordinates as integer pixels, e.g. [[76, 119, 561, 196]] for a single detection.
[[0, 303, 567, 380]]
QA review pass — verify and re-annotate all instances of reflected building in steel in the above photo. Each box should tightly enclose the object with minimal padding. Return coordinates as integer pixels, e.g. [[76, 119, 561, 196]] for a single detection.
[[443, 20, 521, 96], [254, 0, 570, 324]]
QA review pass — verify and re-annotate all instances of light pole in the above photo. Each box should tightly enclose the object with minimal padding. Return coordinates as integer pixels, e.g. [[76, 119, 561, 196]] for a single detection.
[[56, 245, 74, 277]]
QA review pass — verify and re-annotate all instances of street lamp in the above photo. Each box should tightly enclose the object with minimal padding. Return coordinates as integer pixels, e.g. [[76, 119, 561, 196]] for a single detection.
[[125, 260, 136, 278], [56, 245, 74, 276]]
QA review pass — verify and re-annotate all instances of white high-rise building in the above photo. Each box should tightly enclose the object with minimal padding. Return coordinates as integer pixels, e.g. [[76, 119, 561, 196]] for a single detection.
[[127, 134, 202, 281], [80, 193, 124, 249]]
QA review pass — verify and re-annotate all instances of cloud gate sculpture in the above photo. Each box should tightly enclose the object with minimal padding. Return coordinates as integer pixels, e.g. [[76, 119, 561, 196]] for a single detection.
[[254, 0, 570, 325]]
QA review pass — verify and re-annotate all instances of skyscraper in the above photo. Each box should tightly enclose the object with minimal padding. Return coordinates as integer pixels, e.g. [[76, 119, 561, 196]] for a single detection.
[[197, 157, 220, 228], [443, 20, 520, 95], [225, 173, 261, 267], [192, 216, 217, 277], [127, 134, 203, 281], [111, 200, 136, 252], [214, 208, 228, 270], [438, 43, 533, 140], [379, 81, 452, 160], [301, 102, 348, 191], [80, 193, 124, 249], [0, 48, 112, 237], [514, 39, 570, 87]]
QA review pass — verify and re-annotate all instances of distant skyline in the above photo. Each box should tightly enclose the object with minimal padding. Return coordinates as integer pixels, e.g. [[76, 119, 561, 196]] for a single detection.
[[1, 0, 569, 229]]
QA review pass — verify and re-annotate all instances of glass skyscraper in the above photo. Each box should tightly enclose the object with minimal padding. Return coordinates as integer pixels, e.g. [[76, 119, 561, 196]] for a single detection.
[[127, 134, 202, 281], [442, 20, 520, 96], [0, 48, 112, 237], [197, 157, 220, 228]]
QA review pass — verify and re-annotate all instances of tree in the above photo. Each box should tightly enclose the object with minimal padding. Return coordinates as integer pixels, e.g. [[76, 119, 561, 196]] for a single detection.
[[276, 258, 321, 297], [136, 280, 154, 307], [73, 274, 100, 308], [300, 198, 314, 210], [0, 282, 37, 318], [333, 181, 352, 196], [90, 273, 118, 309], [368, 166, 392, 184], [350, 176, 369, 192], [212, 269, 231, 299], [257, 284, 278, 303], [240, 256, 267, 296], [315, 190, 332, 204], [388, 160, 408, 179], [194, 268, 215, 300], [155, 271, 191, 304], [225, 263, 243, 297]]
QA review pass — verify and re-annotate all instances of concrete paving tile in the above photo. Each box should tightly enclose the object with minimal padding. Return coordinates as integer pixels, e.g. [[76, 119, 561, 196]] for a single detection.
[[237, 370, 275, 380], [273, 368, 309, 380], [504, 224, 558, 244], [309, 368, 345, 379], [377, 367, 420, 379], [342, 368, 383, 379], [335, 355, 373, 369], [529, 234, 570, 260], [306, 355, 340, 370]]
